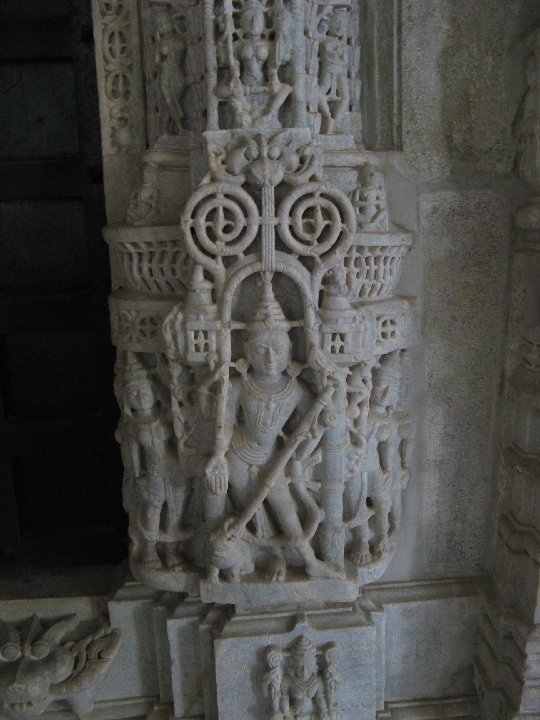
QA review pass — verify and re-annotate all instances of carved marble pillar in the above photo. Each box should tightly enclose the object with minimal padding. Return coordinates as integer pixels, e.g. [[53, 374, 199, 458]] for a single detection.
[[93, 2, 415, 717], [474, 25, 540, 720]]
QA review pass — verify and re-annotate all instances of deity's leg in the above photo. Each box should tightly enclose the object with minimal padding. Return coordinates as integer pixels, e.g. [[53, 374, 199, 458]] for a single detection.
[[267, 485, 345, 580], [370, 472, 392, 557], [343, 473, 371, 565], [134, 476, 164, 571]]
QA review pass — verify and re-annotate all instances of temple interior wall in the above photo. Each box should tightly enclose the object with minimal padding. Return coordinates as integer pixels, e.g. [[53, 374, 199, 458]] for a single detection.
[[1, 1, 540, 719]]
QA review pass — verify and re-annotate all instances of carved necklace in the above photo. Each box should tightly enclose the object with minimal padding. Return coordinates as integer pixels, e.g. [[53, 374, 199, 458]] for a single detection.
[[286, 669, 319, 694], [242, 374, 296, 432]]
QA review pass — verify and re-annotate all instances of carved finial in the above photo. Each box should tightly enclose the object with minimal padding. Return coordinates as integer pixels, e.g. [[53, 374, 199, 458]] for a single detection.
[[246, 277, 290, 332]]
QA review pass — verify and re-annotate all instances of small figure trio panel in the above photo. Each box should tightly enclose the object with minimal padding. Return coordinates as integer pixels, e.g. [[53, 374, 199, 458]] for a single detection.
[[108, 0, 415, 603]]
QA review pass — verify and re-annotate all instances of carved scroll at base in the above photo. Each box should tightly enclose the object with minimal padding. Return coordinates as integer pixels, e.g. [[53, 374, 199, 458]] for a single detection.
[[101, 0, 416, 604]]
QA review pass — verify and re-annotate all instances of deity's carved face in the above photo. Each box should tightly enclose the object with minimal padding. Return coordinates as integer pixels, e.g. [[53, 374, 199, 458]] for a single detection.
[[291, 651, 317, 681], [241, 5, 265, 38], [126, 380, 156, 413], [246, 329, 291, 378], [156, 11, 174, 36], [327, 9, 348, 38], [371, 376, 399, 411]]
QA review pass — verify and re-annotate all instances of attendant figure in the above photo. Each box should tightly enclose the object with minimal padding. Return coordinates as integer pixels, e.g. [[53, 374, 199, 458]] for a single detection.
[[318, 8, 350, 133], [155, 10, 187, 133], [120, 354, 188, 571], [279, 636, 333, 720]]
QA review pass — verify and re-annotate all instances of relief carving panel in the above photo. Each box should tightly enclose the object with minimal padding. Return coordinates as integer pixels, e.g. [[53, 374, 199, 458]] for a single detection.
[[99, 0, 415, 605]]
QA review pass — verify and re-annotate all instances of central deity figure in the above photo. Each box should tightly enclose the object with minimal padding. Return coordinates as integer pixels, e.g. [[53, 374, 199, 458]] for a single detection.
[[205, 279, 340, 581]]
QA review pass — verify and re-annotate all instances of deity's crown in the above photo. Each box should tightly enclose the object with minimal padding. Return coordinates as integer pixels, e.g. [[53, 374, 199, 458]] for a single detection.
[[243, 0, 267, 13], [290, 635, 317, 658], [124, 352, 153, 388], [246, 278, 290, 333], [373, 350, 401, 384]]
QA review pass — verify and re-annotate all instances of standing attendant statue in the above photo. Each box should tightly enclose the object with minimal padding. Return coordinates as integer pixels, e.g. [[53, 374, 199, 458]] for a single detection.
[[118, 354, 188, 572], [347, 352, 404, 562]]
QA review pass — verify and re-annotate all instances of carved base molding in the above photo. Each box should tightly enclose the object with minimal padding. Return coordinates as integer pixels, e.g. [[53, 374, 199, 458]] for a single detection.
[[475, 596, 540, 720], [376, 697, 480, 720], [0, 577, 486, 720]]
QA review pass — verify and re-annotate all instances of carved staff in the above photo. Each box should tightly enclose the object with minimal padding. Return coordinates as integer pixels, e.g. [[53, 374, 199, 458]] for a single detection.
[[226, 384, 335, 537]]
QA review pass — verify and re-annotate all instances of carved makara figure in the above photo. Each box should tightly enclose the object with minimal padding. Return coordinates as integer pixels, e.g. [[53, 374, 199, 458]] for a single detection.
[[0, 615, 120, 720], [116, 353, 189, 572], [265, 635, 339, 720], [205, 279, 343, 582]]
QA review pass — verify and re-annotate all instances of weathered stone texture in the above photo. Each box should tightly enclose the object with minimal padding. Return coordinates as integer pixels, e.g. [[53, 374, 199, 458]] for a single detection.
[[401, 0, 451, 178], [420, 189, 511, 575]]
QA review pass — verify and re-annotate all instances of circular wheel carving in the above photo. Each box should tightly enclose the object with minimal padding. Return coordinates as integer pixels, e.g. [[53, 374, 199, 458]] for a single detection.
[[181, 183, 259, 267], [277, 183, 355, 262]]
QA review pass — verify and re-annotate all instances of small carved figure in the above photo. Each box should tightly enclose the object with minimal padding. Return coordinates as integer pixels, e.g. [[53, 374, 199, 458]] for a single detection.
[[205, 278, 341, 581], [0, 614, 120, 720], [344, 361, 374, 565], [216, 0, 291, 128], [350, 164, 389, 231], [118, 353, 189, 572], [317, 7, 350, 134], [358, 351, 403, 559], [154, 9, 187, 134], [266, 645, 285, 719], [127, 163, 159, 225], [237, 0, 270, 89], [265, 635, 339, 720]]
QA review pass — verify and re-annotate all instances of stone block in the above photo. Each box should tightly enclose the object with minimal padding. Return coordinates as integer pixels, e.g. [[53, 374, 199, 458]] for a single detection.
[[98, 583, 162, 702], [166, 598, 207, 718], [440, 0, 523, 174], [420, 189, 511, 575], [214, 605, 377, 720], [367, 581, 482, 703], [400, 1, 451, 178]]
